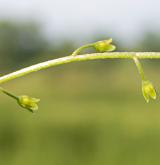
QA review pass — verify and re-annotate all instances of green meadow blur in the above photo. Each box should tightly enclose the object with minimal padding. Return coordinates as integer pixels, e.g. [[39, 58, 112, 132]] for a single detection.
[[1, 21, 160, 165]]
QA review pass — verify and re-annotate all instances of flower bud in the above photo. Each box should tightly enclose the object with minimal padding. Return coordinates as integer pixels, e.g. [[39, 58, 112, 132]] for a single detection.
[[0, 87, 40, 112], [93, 38, 116, 52], [142, 80, 156, 102], [17, 95, 40, 112]]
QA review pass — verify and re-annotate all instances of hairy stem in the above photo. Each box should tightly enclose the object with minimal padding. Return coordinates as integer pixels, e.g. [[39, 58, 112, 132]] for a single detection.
[[0, 52, 160, 84]]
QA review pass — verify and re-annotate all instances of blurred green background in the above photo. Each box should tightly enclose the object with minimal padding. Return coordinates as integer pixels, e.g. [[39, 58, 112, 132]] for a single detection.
[[0, 11, 160, 165]]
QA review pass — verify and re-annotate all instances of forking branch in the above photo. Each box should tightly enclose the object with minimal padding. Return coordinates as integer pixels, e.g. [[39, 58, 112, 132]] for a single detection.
[[0, 39, 159, 112]]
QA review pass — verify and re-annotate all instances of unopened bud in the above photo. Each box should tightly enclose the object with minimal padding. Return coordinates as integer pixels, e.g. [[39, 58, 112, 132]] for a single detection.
[[142, 80, 156, 103], [17, 95, 40, 112], [93, 38, 116, 52]]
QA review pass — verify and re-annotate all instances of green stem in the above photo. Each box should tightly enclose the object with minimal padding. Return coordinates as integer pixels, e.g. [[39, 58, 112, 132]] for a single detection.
[[133, 57, 145, 80], [71, 44, 93, 56], [0, 87, 18, 100], [0, 52, 160, 84]]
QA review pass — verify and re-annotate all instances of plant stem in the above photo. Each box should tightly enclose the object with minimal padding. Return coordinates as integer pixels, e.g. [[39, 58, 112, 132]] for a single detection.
[[71, 44, 93, 56], [0, 87, 18, 100], [133, 57, 145, 80], [0, 52, 160, 84]]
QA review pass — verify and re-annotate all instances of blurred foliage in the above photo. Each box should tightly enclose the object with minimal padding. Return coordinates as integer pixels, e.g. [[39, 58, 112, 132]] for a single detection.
[[0, 21, 48, 72], [1, 20, 160, 165], [135, 31, 160, 51]]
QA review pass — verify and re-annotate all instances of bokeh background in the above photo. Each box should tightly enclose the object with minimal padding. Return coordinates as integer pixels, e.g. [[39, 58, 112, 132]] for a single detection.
[[0, 0, 160, 165]]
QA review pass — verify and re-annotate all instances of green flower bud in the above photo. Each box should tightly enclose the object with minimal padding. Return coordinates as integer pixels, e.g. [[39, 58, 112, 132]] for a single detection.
[[0, 87, 40, 112], [142, 80, 156, 103], [93, 38, 116, 52], [17, 95, 40, 112]]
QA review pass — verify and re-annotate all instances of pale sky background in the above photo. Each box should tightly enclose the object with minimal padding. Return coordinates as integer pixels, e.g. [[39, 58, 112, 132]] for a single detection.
[[0, 0, 160, 43]]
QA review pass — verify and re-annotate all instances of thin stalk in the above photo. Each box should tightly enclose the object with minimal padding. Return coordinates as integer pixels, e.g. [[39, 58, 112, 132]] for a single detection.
[[71, 44, 93, 56], [0, 87, 18, 100], [0, 52, 160, 84], [133, 57, 145, 80]]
